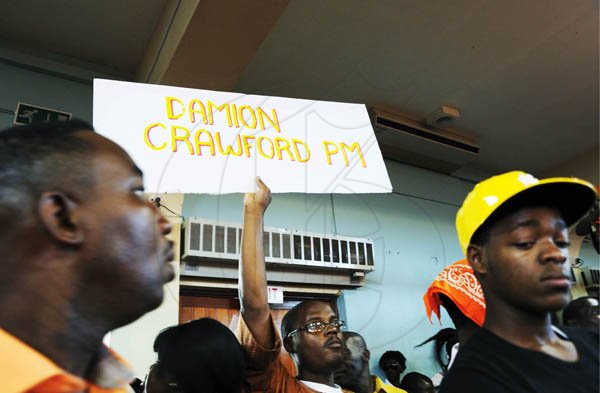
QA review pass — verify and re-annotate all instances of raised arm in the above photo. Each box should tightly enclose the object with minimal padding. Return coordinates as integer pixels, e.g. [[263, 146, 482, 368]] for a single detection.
[[239, 177, 273, 348]]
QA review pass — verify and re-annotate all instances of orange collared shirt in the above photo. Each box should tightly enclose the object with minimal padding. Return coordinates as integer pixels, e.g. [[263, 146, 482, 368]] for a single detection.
[[237, 315, 353, 393], [0, 328, 133, 393]]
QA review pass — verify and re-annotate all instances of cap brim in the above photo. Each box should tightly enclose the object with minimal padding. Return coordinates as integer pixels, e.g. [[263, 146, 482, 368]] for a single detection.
[[490, 178, 597, 228]]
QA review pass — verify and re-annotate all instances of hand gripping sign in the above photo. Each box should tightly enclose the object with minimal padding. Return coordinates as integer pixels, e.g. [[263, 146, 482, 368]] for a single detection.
[[93, 79, 392, 194]]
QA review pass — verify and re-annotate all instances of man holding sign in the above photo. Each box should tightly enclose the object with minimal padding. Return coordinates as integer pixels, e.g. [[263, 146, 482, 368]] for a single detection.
[[0, 120, 175, 392], [238, 178, 351, 393]]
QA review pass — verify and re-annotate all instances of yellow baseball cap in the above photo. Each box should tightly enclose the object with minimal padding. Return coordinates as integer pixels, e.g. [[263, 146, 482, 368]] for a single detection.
[[456, 171, 597, 254]]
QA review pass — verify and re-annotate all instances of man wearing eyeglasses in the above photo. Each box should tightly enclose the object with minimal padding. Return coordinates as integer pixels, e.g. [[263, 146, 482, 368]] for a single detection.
[[238, 178, 351, 393]]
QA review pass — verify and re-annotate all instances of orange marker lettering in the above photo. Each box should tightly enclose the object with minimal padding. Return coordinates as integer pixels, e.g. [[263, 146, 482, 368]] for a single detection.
[[242, 135, 256, 157], [258, 107, 281, 132], [171, 125, 194, 155], [341, 142, 366, 168], [166, 96, 185, 120], [292, 138, 310, 163], [239, 106, 257, 130], [194, 129, 216, 156], [144, 122, 166, 150], [275, 137, 296, 161], [323, 141, 339, 165], [257, 136, 275, 159], [215, 132, 243, 156], [208, 101, 233, 127], [189, 99, 208, 124]]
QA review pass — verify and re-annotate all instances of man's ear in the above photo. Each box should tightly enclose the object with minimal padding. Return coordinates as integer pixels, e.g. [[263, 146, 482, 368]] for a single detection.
[[361, 348, 370, 365], [38, 192, 84, 245], [467, 244, 487, 275], [283, 336, 296, 354]]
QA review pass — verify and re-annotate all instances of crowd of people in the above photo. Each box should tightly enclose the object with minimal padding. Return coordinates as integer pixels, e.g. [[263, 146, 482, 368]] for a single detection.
[[0, 120, 598, 393]]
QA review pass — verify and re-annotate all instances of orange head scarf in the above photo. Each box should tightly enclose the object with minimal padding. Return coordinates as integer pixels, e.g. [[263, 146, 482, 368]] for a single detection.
[[423, 259, 486, 327]]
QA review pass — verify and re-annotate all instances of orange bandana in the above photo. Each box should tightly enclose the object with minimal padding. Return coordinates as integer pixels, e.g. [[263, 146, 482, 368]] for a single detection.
[[423, 259, 485, 327]]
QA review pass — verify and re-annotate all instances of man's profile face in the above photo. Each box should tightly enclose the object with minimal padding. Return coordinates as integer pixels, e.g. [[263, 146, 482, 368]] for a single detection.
[[480, 206, 571, 313], [565, 297, 600, 328], [146, 364, 182, 393], [289, 302, 345, 372], [334, 334, 365, 387], [381, 359, 404, 385], [78, 132, 175, 322]]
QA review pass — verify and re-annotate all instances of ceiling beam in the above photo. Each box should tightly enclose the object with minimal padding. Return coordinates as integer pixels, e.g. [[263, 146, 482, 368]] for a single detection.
[[159, 0, 291, 91], [136, 0, 201, 84]]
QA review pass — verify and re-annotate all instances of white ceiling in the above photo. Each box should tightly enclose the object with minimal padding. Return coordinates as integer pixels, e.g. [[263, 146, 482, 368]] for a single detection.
[[1, 0, 598, 182]]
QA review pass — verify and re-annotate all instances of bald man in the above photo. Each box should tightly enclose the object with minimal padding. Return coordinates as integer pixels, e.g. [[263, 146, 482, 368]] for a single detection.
[[335, 332, 406, 393]]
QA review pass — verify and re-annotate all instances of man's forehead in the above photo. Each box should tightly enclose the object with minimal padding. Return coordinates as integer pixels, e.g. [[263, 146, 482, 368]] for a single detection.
[[495, 206, 566, 231], [77, 131, 143, 177], [344, 335, 364, 348], [300, 302, 336, 320]]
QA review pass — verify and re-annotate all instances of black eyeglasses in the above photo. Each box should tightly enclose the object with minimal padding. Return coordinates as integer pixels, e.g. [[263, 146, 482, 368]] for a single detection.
[[286, 320, 346, 338]]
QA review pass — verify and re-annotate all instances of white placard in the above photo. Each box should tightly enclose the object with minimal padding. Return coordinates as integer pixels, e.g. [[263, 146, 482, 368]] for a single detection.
[[93, 79, 392, 194], [267, 286, 284, 304]]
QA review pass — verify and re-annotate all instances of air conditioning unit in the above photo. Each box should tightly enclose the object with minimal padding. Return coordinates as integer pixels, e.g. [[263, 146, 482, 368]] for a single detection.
[[371, 108, 480, 174], [181, 218, 375, 287]]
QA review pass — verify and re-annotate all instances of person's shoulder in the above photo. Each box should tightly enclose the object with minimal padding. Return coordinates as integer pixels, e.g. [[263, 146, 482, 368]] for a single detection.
[[372, 375, 406, 393], [384, 385, 407, 393], [562, 325, 599, 342], [561, 326, 599, 354], [381, 382, 407, 393], [439, 365, 503, 393], [439, 329, 512, 393], [445, 328, 494, 364], [562, 326, 599, 362]]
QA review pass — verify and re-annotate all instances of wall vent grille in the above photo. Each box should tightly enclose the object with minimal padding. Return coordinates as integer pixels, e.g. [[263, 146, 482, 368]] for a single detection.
[[182, 218, 375, 273], [588, 268, 599, 286]]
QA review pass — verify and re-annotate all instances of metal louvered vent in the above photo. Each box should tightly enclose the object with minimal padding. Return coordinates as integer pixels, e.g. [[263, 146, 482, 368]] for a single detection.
[[588, 268, 599, 286], [573, 267, 600, 297], [182, 218, 375, 273]]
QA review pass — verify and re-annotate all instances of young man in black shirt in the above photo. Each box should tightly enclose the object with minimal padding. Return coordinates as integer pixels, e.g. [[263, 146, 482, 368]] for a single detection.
[[440, 171, 598, 393]]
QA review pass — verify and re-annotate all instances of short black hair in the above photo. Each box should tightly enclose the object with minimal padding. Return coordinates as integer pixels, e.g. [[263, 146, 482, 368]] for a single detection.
[[0, 119, 96, 222], [342, 331, 367, 349], [379, 350, 407, 369], [153, 318, 245, 393], [439, 294, 471, 329], [281, 300, 332, 339], [562, 296, 599, 328], [399, 372, 434, 391], [415, 327, 458, 372]]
